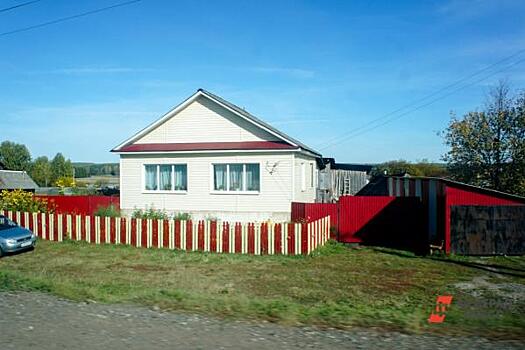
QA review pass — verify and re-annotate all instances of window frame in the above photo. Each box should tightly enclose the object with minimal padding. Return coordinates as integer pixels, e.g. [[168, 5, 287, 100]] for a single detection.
[[142, 163, 188, 194], [210, 162, 261, 195]]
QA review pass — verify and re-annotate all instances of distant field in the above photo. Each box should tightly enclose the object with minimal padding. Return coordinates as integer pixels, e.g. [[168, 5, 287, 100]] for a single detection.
[[1, 240, 524, 339], [75, 175, 119, 186]]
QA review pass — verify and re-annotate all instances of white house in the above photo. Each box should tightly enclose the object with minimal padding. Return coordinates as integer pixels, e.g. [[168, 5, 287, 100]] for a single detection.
[[112, 89, 321, 221]]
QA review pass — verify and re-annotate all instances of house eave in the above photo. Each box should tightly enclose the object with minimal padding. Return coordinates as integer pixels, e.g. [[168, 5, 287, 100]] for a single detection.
[[111, 89, 322, 158]]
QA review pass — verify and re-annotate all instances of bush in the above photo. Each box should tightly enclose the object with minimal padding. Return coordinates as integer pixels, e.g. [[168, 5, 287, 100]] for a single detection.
[[132, 207, 169, 220], [174, 212, 192, 221], [0, 189, 53, 213], [94, 204, 121, 217]]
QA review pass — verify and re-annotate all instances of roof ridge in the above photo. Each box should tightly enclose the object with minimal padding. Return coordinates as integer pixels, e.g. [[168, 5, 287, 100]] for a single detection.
[[198, 89, 321, 157]]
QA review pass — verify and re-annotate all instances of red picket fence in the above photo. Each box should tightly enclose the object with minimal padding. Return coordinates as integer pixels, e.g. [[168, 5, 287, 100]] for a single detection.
[[3, 210, 331, 256], [35, 195, 120, 215]]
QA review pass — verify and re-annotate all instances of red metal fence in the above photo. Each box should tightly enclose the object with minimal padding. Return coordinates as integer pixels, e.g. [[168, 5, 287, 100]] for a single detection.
[[3, 210, 330, 256], [291, 202, 337, 227], [35, 195, 120, 215], [292, 196, 427, 253]]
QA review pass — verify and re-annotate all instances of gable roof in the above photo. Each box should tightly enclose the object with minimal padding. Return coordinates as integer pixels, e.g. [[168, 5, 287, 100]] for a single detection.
[[112, 89, 321, 157], [0, 170, 38, 190], [357, 175, 525, 203]]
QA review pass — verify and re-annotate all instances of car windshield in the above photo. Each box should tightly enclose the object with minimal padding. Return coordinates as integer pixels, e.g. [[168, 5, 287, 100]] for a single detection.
[[0, 216, 18, 231]]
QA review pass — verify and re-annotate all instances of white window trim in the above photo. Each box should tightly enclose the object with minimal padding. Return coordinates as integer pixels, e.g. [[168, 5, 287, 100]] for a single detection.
[[301, 162, 306, 192], [142, 163, 188, 194], [210, 162, 261, 195], [310, 163, 314, 188]]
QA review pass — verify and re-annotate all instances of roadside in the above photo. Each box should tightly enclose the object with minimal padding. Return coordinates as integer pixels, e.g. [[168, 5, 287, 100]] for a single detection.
[[1, 291, 523, 350], [0, 240, 524, 339]]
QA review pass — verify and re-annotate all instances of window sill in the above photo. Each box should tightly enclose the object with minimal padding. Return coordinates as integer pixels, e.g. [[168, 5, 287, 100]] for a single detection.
[[210, 191, 260, 195], [142, 190, 188, 194]]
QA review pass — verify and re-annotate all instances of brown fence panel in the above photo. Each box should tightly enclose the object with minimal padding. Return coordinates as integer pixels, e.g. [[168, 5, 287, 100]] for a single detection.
[[451, 205, 525, 255]]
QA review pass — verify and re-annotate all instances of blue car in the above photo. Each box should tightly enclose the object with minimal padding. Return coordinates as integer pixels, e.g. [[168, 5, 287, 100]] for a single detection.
[[0, 215, 37, 257]]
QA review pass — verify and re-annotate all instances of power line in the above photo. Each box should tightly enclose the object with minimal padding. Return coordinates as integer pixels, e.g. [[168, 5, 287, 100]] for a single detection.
[[0, 0, 142, 37], [320, 55, 525, 151], [0, 0, 41, 13], [316, 48, 525, 150]]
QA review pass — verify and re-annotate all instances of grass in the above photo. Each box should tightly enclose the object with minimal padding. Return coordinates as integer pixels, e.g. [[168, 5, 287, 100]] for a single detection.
[[0, 240, 524, 339]]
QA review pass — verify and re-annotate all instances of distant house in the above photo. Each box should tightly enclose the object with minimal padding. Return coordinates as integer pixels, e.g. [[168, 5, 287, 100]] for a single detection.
[[317, 158, 372, 202], [112, 89, 322, 221], [0, 170, 39, 192]]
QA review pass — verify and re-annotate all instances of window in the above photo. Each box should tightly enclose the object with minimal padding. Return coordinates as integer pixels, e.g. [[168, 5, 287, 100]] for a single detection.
[[145, 165, 158, 190], [213, 163, 260, 192], [144, 164, 187, 192]]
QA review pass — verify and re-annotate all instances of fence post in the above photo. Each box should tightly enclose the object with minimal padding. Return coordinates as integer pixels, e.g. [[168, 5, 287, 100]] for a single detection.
[[268, 222, 274, 255]]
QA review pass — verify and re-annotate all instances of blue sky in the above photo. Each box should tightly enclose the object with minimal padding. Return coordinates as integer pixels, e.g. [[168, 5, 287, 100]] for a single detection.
[[1, 0, 524, 163]]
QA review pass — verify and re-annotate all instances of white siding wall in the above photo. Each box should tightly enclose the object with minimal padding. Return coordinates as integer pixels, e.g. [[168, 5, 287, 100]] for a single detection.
[[135, 96, 279, 144], [293, 153, 317, 203], [120, 152, 293, 222]]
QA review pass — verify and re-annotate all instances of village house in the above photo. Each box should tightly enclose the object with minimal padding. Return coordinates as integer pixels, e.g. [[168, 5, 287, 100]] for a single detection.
[[112, 89, 322, 221]]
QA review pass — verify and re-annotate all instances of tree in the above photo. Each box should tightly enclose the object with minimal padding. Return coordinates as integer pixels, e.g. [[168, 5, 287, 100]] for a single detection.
[[0, 140, 32, 171], [371, 159, 448, 178], [50, 153, 74, 185], [442, 81, 525, 195], [73, 166, 89, 178], [30, 156, 52, 187]]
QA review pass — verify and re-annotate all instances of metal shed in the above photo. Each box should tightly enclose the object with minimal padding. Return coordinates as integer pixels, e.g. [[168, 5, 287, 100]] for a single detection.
[[0, 170, 39, 192], [357, 176, 525, 255]]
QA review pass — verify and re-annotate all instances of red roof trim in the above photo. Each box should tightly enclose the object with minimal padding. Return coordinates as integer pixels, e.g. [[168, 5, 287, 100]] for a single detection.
[[113, 141, 298, 152]]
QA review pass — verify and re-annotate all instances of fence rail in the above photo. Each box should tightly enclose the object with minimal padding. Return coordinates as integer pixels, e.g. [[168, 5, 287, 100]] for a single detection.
[[3, 210, 330, 256]]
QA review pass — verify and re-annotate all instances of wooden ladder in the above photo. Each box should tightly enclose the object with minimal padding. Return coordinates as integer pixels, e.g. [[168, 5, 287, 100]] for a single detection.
[[343, 178, 351, 195]]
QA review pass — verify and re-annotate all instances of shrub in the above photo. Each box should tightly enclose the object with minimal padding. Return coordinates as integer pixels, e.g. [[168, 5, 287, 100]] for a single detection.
[[132, 207, 169, 220], [0, 189, 53, 213], [56, 176, 76, 194], [94, 204, 121, 217], [174, 212, 192, 221]]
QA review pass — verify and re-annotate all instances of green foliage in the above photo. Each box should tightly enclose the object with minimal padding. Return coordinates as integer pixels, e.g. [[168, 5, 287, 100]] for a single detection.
[[94, 204, 121, 218], [30, 156, 52, 187], [50, 153, 74, 184], [74, 167, 89, 178], [442, 81, 525, 195], [0, 189, 53, 213], [371, 159, 448, 178], [173, 212, 192, 221], [132, 207, 169, 220], [70, 185, 98, 195], [0, 140, 32, 171], [73, 163, 119, 177]]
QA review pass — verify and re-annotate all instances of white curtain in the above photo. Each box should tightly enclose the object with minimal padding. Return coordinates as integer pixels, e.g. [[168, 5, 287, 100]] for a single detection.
[[214, 164, 227, 190], [145, 165, 157, 190], [229, 164, 243, 191], [246, 164, 260, 191], [160, 165, 172, 190], [174, 164, 187, 190]]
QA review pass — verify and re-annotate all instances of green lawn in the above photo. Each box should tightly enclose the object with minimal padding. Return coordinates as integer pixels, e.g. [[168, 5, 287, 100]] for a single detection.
[[1, 240, 524, 339]]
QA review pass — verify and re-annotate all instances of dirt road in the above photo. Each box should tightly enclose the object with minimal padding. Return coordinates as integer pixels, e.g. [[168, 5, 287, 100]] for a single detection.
[[1, 292, 522, 350]]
